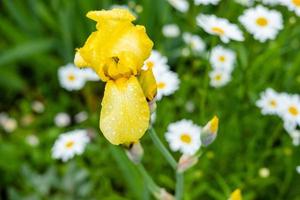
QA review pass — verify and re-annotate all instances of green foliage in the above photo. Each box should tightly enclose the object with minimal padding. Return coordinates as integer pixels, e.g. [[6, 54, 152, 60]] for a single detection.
[[1, 0, 300, 199]]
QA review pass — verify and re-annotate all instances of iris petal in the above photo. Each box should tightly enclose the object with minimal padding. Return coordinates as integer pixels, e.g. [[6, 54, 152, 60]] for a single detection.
[[100, 76, 150, 145]]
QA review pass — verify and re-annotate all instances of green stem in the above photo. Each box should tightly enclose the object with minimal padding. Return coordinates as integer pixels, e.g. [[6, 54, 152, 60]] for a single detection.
[[136, 163, 161, 196], [175, 172, 184, 200], [149, 127, 177, 169]]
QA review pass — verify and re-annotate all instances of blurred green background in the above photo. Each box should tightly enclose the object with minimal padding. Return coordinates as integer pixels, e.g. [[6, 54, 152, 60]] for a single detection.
[[1, 0, 300, 199]]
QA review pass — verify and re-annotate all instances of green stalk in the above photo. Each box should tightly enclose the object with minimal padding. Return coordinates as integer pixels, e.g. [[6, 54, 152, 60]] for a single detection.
[[136, 163, 161, 196], [148, 127, 177, 169], [175, 172, 184, 200]]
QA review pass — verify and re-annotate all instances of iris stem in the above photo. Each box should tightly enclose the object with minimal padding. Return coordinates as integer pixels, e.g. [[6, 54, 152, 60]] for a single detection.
[[175, 172, 184, 200], [136, 163, 161, 196], [149, 127, 177, 170]]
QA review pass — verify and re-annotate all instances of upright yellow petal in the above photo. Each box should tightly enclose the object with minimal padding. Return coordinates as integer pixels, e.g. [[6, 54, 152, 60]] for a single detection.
[[76, 8, 153, 81], [138, 68, 157, 101], [100, 76, 150, 145]]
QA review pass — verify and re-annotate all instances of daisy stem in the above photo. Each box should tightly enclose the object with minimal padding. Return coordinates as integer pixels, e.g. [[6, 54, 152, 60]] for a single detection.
[[149, 127, 177, 169], [175, 172, 184, 200], [136, 163, 161, 196]]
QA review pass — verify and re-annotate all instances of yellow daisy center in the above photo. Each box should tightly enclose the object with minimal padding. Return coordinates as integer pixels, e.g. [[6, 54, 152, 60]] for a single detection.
[[65, 140, 75, 149], [256, 17, 268, 27], [288, 106, 299, 116], [269, 100, 277, 107], [292, 0, 300, 6], [214, 74, 222, 81], [180, 133, 192, 144], [146, 61, 154, 69], [211, 27, 225, 35], [219, 55, 226, 62], [68, 74, 76, 81], [157, 82, 166, 89]]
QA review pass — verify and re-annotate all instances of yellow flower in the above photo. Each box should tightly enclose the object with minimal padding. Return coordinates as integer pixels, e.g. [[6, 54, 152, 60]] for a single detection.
[[229, 189, 242, 200], [75, 8, 155, 145]]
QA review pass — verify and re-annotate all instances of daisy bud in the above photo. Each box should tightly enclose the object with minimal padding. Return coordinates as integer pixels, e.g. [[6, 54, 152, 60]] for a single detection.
[[201, 116, 219, 147], [154, 188, 175, 200], [229, 189, 242, 200], [177, 154, 199, 173], [125, 142, 144, 164]]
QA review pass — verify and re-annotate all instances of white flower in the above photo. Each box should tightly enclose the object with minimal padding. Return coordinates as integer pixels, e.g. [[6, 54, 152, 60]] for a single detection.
[[194, 0, 220, 5], [54, 112, 71, 127], [287, 129, 300, 146], [239, 6, 283, 42], [167, 0, 189, 12], [259, 167, 270, 178], [183, 33, 206, 53], [210, 45, 236, 72], [155, 70, 180, 100], [165, 119, 201, 155], [235, 0, 254, 6], [2, 118, 17, 133], [162, 24, 180, 38], [209, 69, 231, 88], [256, 88, 283, 115], [80, 68, 100, 81], [196, 14, 244, 43], [185, 101, 196, 113], [143, 50, 169, 75], [259, 0, 281, 6], [26, 135, 39, 147], [31, 101, 45, 113], [280, 0, 300, 16], [52, 129, 90, 162], [74, 111, 88, 123], [58, 64, 86, 91], [296, 166, 300, 174], [279, 94, 300, 126]]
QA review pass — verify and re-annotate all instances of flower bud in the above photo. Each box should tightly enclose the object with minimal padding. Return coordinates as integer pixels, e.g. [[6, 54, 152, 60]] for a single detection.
[[201, 116, 219, 147], [177, 154, 199, 173], [154, 188, 175, 200], [125, 142, 144, 164]]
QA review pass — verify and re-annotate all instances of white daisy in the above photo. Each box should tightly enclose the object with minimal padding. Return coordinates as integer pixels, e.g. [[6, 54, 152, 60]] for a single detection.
[[196, 14, 244, 43], [259, 167, 270, 178], [74, 111, 88, 123], [280, 0, 300, 16], [256, 88, 283, 115], [259, 0, 281, 6], [143, 50, 169, 75], [235, 0, 254, 6], [239, 6, 283, 42], [162, 24, 180, 38], [210, 45, 236, 72], [287, 129, 300, 146], [52, 129, 90, 162], [165, 119, 201, 155], [209, 69, 231, 88], [279, 94, 300, 126], [80, 68, 100, 81], [194, 0, 220, 5], [58, 64, 86, 91], [155, 70, 180, 100], [296, 166, 300, 174], [183, 32, 206, 53], [167, 0, 189, 12], [54, 112, 71, 127], [26, 135, 39, 147]]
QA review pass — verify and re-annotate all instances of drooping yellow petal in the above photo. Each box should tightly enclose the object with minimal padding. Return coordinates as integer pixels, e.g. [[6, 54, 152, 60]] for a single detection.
[[100, 76, 150, 145], [76, 8, 153, 81], [138, 68, 157, 101]]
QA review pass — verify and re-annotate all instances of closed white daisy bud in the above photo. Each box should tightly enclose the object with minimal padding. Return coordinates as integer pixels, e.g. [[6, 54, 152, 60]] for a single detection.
[[177, 154, 199, 173], [201, 116, 219, 146]]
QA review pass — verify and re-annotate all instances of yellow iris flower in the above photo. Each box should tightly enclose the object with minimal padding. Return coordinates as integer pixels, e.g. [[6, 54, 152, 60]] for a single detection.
[[74, 9, 156, 145]]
